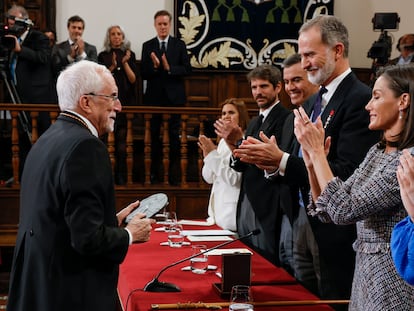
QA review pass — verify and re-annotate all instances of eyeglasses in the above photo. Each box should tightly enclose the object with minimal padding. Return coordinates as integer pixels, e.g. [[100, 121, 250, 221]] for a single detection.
[[86, 93, 119, 102]]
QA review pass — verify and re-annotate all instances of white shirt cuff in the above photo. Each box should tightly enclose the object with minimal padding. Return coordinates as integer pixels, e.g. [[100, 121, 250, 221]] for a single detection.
[[124, 228, 133, 245], [278, 152, 290, 176]]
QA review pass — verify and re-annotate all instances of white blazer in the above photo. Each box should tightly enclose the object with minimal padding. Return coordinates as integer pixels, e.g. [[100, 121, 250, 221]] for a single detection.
[[202, 139, 242, 231]]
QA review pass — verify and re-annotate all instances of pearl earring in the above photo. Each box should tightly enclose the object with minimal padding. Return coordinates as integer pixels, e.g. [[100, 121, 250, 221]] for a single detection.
[[399, 110, 403, 119]]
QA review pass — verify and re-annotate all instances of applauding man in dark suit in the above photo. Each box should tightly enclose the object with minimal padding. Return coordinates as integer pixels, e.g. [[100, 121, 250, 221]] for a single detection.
[[52, 15, 98, 77], [141, 10, 192, 185], [215, 65, 290, 264]]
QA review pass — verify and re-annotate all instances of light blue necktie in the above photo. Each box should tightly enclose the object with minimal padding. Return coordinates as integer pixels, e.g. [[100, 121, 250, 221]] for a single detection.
[[10, 38, 22, 85]]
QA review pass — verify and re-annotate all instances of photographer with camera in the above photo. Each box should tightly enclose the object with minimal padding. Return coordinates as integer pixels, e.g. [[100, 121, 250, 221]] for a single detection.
[[4, 4, 57, 177], [389, 33, 414, 65], [5, 4, 56, 105]]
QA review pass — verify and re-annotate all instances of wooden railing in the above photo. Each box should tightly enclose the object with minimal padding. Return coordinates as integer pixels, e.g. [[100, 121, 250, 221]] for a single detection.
[[0, 103, 243, 188], [0, 104, 260, 246]]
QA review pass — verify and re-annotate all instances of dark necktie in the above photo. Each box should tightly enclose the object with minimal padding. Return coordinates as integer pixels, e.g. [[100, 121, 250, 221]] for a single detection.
[[252, 114, 264, 136], [312, 86, 327, 122], [160, 41, 166, 53]]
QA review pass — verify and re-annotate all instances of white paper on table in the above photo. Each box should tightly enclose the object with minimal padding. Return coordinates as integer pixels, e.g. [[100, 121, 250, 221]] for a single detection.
[[205, 248, 253, 256], [186, 235, 233, 242], [181, 229, 236, 236], [178, 220, 213, 226]]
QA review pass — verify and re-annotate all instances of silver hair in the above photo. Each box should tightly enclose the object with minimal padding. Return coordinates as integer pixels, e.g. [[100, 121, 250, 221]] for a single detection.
[[56, 60, 112, 111], [102, 25, 131, 52], [8, 4, 29, 19]]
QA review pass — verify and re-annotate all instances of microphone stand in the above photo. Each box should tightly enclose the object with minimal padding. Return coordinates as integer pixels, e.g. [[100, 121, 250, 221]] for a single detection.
[[143, 229, 260, 292]]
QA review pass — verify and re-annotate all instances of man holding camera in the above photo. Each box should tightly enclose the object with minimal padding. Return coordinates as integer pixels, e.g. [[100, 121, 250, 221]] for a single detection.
[[6, 4, 56, 105], [3, 4, 57, 178]]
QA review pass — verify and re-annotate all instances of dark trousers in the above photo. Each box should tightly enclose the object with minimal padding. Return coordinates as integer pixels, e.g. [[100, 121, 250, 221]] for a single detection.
[[114, 114, 127, 185], [150, 114, 181, 184]]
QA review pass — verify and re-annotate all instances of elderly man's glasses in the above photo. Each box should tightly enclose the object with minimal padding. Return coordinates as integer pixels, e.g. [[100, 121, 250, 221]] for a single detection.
[[86, 93, 119, 102]]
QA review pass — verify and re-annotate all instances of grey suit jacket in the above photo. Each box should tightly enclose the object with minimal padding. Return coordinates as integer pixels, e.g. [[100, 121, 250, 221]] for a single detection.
[[51, 40, 98, 77]]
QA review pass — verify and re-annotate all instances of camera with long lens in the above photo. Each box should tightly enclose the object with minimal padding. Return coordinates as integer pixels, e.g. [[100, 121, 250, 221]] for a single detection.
[[367, 12, 400, 66]]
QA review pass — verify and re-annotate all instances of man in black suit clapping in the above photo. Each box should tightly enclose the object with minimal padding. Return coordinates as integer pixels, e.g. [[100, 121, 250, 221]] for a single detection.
[[141, 10, 192, 185], [215, 64, 290, 264]]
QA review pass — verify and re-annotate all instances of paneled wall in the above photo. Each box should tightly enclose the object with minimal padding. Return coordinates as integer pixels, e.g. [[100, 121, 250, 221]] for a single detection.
[[138, 64, 299, 110]]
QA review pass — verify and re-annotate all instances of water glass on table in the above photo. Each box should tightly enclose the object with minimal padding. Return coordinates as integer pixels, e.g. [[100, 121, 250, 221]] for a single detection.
[[190, 244, 208, 274], [164, 211, 178, 232], [229, 285, 253, 311], [168, 223, 184, 248]]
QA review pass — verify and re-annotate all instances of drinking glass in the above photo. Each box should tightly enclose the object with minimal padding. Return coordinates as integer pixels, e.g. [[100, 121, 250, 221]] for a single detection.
[[168, 224, 184, 248], [164, 211, 178, 232], [229, 285, 253, 311], [190, 244, 208, 274]]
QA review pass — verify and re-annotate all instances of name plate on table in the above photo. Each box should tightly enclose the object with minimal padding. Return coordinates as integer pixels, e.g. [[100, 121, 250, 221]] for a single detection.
[[213, 253, 252, 297]]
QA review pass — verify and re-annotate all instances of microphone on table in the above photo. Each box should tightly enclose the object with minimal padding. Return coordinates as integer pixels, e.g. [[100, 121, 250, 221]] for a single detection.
[[143, 229, 261, 292]]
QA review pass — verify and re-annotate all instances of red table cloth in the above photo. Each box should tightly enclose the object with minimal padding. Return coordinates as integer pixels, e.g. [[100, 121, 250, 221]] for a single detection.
[[118, 223, 336, 311]]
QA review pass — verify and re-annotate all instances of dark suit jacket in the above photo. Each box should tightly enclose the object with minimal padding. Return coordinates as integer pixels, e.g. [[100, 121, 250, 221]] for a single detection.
[[14, 29, 56, 103], [277, 72, 380, 299], [141, 36, 191, 106], [7, 114, 129, 311], [51, 40, 98, 77], [232, 102, 290, 263]]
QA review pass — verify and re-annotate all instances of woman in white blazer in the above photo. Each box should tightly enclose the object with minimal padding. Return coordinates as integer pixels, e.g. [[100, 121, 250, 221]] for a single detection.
[[198, 99, 250, 231]]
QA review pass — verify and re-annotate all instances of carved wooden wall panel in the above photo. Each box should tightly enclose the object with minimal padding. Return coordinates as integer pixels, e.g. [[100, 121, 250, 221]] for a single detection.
[[183, 70, 293, 111]]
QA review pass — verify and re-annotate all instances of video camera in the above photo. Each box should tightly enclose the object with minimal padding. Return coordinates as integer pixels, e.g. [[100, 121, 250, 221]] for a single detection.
[[367, 12, 400, 65], [0, 18, 31, 50]]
